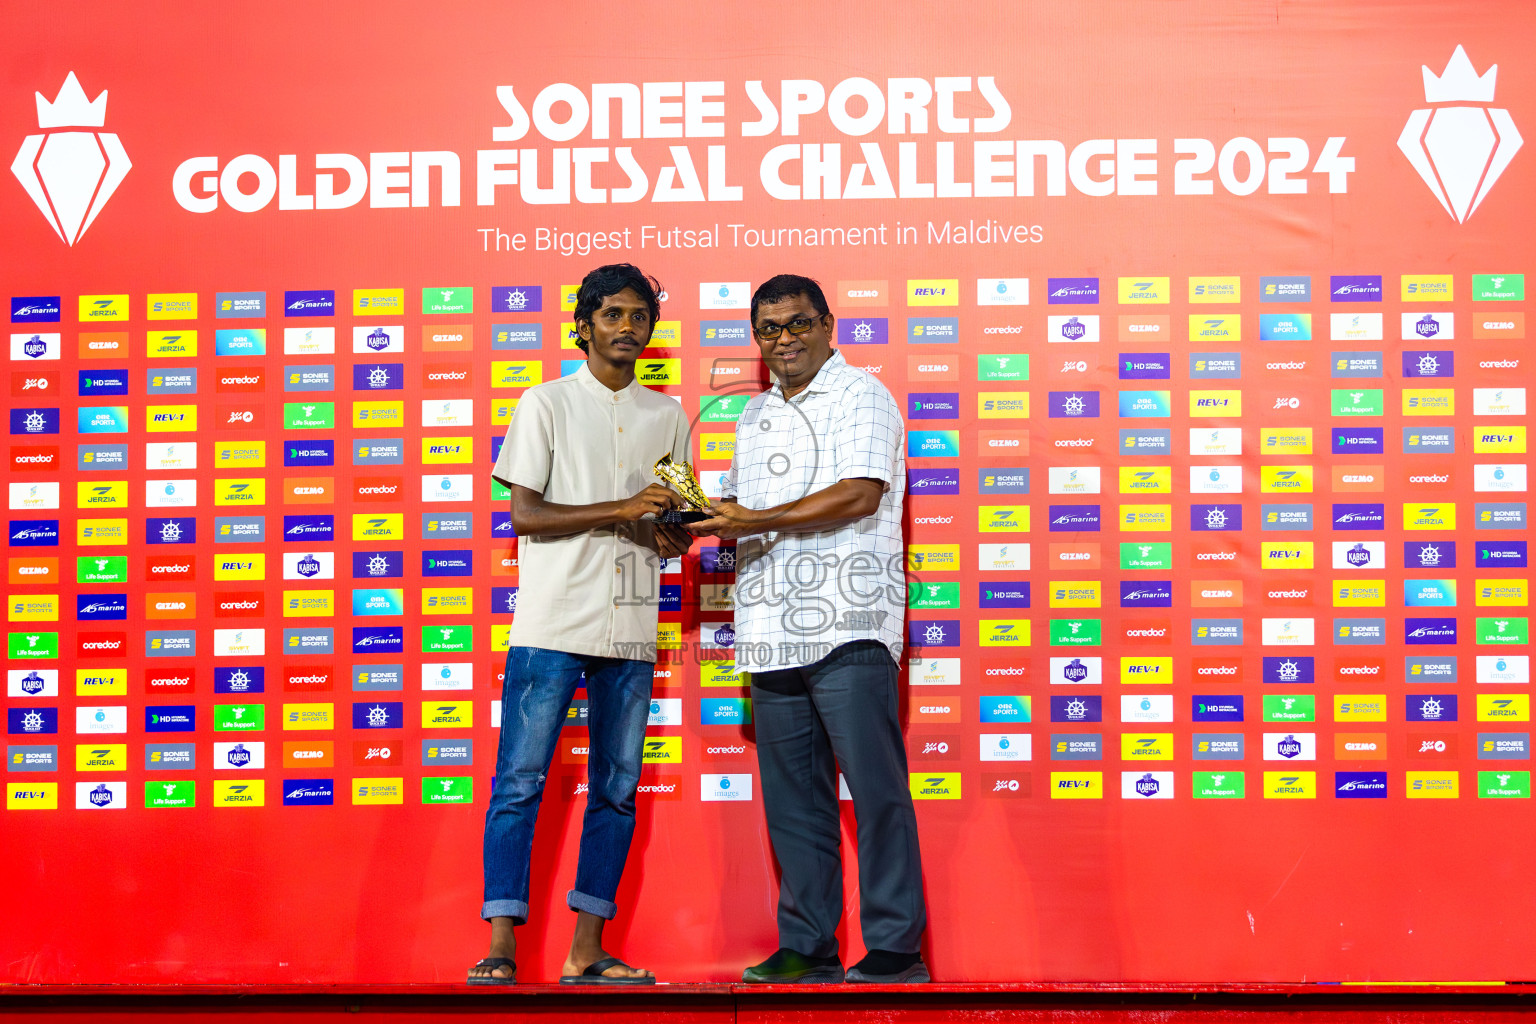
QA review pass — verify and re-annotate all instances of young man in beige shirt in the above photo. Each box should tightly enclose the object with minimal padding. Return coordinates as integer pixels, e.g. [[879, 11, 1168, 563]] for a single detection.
[[469, 264, 691, 985]]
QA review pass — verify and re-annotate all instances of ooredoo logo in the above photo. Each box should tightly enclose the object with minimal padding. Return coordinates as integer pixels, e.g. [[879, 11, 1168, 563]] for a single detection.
[[1399, 47, 1522, 223], [78, 631, 126, 655], [10, 446, 58, 470], [216, 591, 265, 618], [145, 556, 194, 580], [13, 73, 132, 245], [355, 477, 402, 501], [217, 369, 266, 393]]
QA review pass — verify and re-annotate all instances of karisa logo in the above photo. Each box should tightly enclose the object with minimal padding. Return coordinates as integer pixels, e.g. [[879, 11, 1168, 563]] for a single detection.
[[13, 72, 132, 245], [1398, 46, 1522, 223]]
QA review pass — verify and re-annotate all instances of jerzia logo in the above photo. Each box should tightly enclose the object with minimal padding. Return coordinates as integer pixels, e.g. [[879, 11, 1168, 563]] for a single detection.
[[12, 73, 131, 245], [1398, 46, 1522, 223]]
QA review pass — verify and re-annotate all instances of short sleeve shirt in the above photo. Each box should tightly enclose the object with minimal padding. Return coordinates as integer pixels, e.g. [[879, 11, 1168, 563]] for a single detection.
[[725, 351, 906, 672], [492, 363, 691, 660]]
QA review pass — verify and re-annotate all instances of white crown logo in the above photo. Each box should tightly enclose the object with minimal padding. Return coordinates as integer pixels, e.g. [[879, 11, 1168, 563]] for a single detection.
[[1398, 46, 1522, 223], [1422, 45, 1497, 103], [12, 72, 132, 245], [37, 72, 108, 128]]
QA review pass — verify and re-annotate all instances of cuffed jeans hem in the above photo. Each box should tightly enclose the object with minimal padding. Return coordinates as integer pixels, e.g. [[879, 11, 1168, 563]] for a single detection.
[[481, 899, 529, 924], [567, 889, 617, 919]]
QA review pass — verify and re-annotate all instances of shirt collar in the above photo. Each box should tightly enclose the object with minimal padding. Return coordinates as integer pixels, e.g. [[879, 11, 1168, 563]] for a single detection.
[[576, 360, 640, 403], [772, 349, 848, 403]]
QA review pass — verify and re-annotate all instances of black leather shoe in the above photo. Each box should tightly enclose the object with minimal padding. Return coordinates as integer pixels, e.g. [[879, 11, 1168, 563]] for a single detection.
[[741, 948, 844, 983], [846, 949, 930, 983]]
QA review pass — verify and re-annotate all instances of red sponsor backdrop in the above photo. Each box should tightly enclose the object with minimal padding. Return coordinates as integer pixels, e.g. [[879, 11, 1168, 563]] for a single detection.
[[2, 0, 1535, 985]]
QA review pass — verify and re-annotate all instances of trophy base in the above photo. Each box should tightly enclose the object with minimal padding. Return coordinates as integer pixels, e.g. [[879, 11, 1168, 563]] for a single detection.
[[659, 509, 711, 525]]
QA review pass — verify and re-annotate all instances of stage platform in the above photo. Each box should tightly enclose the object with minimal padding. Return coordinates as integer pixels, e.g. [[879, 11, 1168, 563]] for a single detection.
[[4, 983, 1535, 1022]]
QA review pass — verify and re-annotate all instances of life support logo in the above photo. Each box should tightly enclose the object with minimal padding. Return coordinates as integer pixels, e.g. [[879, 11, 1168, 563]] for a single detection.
[[13, 73, 132, 245], [1398, 47, 1522, 223]]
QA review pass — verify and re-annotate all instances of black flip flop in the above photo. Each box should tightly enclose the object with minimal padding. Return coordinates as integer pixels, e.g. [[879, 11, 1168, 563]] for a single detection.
[[559, 955, 656, 985], [466, 956, 517, 985]]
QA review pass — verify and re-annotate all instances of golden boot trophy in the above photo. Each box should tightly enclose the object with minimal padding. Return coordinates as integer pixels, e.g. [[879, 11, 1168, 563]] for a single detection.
[[653, 453, 713, 524]]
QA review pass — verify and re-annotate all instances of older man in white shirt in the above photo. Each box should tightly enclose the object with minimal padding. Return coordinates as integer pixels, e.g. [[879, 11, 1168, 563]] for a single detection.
[[690, 274, 928, 985]]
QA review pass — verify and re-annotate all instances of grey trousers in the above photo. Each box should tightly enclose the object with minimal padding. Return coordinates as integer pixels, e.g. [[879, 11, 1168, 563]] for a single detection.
[[749, 640, 926, 957]]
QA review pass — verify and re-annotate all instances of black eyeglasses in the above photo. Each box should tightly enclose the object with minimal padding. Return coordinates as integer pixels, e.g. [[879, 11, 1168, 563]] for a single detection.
[[753, 315, 823, 341]]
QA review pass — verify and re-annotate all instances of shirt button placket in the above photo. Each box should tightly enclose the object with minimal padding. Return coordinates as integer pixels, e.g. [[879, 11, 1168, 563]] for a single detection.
[[612, 401, 624, 653]]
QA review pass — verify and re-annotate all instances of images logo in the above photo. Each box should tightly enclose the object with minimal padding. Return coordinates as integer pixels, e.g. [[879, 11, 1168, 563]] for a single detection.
[[12, 73, 131, 245], [1398, 46, 1522, 223]]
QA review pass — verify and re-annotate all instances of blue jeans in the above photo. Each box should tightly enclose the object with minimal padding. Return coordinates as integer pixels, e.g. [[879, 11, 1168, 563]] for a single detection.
[[482, 646, 653, 923]]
